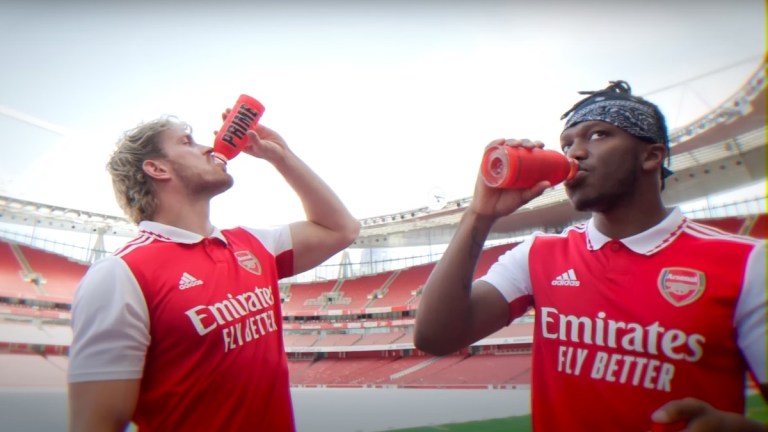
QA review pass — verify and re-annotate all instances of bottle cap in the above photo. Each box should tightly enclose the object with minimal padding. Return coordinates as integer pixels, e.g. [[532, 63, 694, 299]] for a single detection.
[[481, 144, 576, 189]]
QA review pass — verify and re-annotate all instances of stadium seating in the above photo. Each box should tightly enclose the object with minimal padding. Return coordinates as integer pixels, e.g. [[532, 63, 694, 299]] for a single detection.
[[390, 354, 470, 385], [17, 245, 86, 298], [290, 355, 421, 386], [747, 213, 767, 238], [408, 354, 532, 386], [473, 242, 518, 279], [340, 357, 405, 385], [286, 352, 533, 388], [486, 322, 534, 340], [281, 280, 337, 313], [286, 358, 314, 382], [283, 333, 320, 348], [0, 242, 38, 296], [697, 217, 749, 235], [353, 356, 425, 385], [289, 358, 352, 385], [696, 214, 768, 238], [353, 331, 406, 346], [367, 263, 435, 308], [327, 272, 393, 312], [1, 213, 765, 392], [339, 358, 398, 385], [313, 333, 363, 347]]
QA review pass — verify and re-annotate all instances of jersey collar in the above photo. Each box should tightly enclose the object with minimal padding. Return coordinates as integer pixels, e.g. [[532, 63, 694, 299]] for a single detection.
[[138, 221, 228, 244], [586, 207, 687, 255]]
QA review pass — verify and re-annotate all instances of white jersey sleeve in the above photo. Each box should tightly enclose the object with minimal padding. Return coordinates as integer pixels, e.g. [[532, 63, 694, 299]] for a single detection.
[[241, 225, 292, 256], [734, 240, 767, 383], [478, 235, 536, 303], [68, 255, 150, 383]]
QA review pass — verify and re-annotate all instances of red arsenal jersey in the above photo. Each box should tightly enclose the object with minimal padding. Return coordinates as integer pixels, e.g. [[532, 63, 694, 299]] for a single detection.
[[480, 208, 766, 432], [69, 222, 296, 431]]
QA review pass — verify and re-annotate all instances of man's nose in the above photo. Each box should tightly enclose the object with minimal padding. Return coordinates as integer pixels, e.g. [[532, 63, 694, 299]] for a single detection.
[[566, 140, 587, 159]]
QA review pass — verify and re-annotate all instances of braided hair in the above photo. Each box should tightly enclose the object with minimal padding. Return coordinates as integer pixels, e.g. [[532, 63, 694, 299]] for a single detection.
[[560, 80, 673, 189]]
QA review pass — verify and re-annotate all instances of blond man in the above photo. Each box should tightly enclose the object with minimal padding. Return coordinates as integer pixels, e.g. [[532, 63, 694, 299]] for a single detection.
[[68, 113, 359, 431]]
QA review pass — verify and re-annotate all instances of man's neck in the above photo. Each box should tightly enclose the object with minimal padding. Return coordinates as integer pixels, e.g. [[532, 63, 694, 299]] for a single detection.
[[151, 197, 214, 237], [592, 197, 671, 240]]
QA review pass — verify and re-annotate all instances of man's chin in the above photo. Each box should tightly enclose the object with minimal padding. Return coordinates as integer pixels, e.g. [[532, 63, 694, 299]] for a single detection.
[[571, 200, 588, 212], [565, 189, 583, 211], [568, 192, 597, 213], [208, 177, 234, 197]]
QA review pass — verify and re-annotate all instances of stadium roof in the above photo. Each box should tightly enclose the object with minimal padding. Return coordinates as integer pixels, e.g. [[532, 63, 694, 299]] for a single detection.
[[352, 63, 767, 247]]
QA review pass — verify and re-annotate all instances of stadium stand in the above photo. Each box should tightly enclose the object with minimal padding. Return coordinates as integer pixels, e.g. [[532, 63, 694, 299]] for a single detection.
[[697, 216, 749, 234], [290, 358, 355, 386], [390, 354, 471, 385], [286, 358, 314, 381], [747, 213, 767, 238], [693, 214, 768, 238], [281, 280, 338, 314], [286, 351, 533, 388], [0, 241, 38, 296], [327, 272, 394, 312], [339, 357, 407, 385], [290, 355, 423, 387], [419, 354, 532, 386], [473, 242, 518, 279], [350, 356, 425, 384], [353, 331, 406, 346], [367, 263, 435, 308], [16, 245, 86, 298], [485, 322, 534, 341], [0, 212, 766, 391], [284, 333, 320, 348], [313, 333, 363, 347]]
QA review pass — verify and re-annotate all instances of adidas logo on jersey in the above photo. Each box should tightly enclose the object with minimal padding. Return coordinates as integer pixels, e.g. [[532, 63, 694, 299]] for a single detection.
[[551, 269, 580, 286], [179, 272, 204, 290]]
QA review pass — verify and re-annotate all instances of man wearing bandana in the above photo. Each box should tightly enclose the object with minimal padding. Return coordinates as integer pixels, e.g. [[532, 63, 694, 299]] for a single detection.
[[415, 82, 766, 431]]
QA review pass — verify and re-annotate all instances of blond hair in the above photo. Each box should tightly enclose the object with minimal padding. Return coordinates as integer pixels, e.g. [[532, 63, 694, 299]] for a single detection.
[[107, 116, 191, 224]]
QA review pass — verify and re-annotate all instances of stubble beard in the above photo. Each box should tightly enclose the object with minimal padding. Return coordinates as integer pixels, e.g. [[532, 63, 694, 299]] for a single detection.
[[172, 161, 234, 200]]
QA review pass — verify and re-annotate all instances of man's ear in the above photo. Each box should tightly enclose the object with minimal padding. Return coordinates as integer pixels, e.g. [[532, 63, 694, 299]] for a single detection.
[[142, 159, 171, 181], [641, 143, 667, 173]]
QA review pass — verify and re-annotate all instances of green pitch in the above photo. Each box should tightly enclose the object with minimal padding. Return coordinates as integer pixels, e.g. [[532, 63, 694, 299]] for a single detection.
[[385, 393, 766, 432], [386, 416, 531, 432], [747, 392, 768, 423]]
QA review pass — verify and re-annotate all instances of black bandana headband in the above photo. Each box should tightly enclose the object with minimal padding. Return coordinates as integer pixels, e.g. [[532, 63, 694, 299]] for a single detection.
[[561, 81, 674, 178]]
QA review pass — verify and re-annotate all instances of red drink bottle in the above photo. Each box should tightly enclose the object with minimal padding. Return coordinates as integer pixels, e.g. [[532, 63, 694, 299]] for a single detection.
[[213, 94, 265, 163], [481, 144, 577, 189]]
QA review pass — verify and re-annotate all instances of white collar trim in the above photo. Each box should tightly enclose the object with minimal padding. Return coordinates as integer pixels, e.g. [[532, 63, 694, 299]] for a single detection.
[[586, 208, 686, 255], [138, 221, 227, 244]]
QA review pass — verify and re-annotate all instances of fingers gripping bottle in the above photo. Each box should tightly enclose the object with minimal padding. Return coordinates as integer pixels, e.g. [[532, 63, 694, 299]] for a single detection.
[[481, 144, 578, 189], [212, 94, 265, 163]]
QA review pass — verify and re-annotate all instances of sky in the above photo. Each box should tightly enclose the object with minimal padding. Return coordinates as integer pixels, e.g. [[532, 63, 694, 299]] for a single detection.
[[0, 0, 765, 229]]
